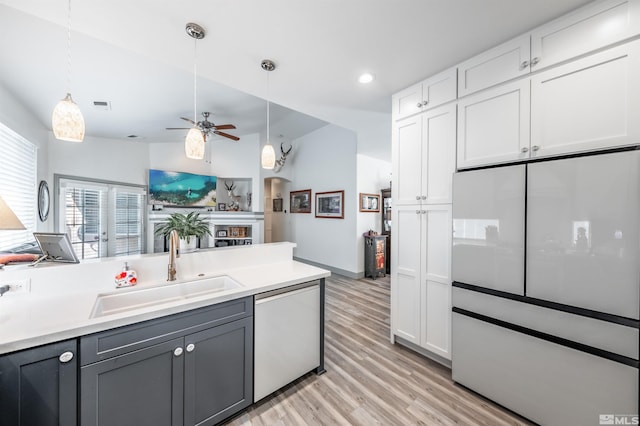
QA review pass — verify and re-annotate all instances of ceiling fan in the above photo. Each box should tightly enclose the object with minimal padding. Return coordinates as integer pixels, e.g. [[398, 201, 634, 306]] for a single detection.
[[166, 112, 240, 141]]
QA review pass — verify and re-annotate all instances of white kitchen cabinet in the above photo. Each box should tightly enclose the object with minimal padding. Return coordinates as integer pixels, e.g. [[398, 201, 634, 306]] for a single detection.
[[458, 35, 531, 98], [393, 103, 456, 205], [391, 204, 452, 359], [530, 39, 640, 158], [531, 0, 640, 71], [457, 79, 531, 169], [458, 0, 640, 97], [392, 67, 457, 121]]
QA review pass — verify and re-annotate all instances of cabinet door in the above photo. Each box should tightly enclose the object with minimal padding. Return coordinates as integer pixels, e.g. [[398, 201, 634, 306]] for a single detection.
[[0, 339, 77, 426], [458, 34, 530, 97], [452, 165, 526, 295], [420, 205, 452, 359], [81, 338, 184, 426], [184, 317, 253, 426], [420, 67, 457, 112], [393, 116, 423, 205], [423, 104, 456, 204], [531, 0, 640, 71], [457, 79, 530, 169], [392, 82, 423, 121], [531, 40, 640, 158], [391, 205, 423, 343]]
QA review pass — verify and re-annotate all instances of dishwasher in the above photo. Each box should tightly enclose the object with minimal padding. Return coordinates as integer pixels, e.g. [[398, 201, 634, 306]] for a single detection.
[[254, 280, 321, 402]]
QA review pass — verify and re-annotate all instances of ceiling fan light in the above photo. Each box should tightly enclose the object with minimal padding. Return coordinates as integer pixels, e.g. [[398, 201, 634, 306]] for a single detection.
[[185, 127, 205, 160], [261, 143, 276, 169], [52, 93, 85, 142]]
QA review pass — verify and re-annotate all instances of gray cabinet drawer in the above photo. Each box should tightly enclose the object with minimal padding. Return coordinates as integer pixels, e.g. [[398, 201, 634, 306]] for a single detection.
[[81, 296, 252, 365]]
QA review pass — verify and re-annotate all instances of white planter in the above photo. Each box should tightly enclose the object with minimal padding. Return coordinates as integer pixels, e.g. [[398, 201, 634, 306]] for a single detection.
[[179, 237, 197, 253]]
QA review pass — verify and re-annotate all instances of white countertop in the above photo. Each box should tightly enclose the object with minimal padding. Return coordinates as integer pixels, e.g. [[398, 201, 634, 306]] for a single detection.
[[0, 243, 330, 355]]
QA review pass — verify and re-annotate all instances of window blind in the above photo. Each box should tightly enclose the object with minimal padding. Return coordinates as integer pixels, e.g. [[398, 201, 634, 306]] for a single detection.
[[0, 123, 36, 251]]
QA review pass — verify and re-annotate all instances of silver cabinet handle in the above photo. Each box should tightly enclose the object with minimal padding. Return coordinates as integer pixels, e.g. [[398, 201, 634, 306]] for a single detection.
[[531, 57, 540, 66], [416, 210, 421, 214], [521, 147, 529, 153], [59, 351, 74, 363], [532, 145, 540, 151], [521, 60, 530, 69], [186, 343, 195, 352], [416, 195, 421, 200], [421, 210, 427, 214], [422, 101, 428, 106], [174, 347, 183, 357], [421, 196, 427, 200], [416, 102, 423, 108]]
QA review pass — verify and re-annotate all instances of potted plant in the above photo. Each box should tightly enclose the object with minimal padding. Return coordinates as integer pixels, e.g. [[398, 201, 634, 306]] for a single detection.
[[154, 212, 211, 253]]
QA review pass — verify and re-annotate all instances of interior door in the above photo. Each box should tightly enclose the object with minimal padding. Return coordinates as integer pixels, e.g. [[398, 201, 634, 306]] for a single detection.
[[527, 150, 640, 319]]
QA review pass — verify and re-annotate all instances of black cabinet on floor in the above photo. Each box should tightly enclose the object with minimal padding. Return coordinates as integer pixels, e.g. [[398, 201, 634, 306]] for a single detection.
[[0, 339, 78, 426], [80, 298, 254, 426], [364, 235, 387, 280]]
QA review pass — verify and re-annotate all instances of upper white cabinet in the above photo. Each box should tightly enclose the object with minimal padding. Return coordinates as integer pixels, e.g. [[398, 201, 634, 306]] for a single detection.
[[392, 68, 457, 121], [457, 79, 531, 169], [458, 0, 640, 97], [393, 104, 456, 205], [458, 35, 531, 98], [531, 39, 640, 158], [531, 0, 640, 70]]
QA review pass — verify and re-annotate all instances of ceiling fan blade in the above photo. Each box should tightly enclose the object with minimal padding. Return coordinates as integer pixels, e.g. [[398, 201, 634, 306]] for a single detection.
[[212, 124, 236, 130], [180, 117, 196, 125], [166, 127, 190, 130], [214, 131, 240, 141]]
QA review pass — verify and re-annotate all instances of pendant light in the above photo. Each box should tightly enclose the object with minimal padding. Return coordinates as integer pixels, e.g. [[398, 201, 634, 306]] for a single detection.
[[52, 0, 85, 142], [184, 23, 206, 160], [261, 59, 276, 169]]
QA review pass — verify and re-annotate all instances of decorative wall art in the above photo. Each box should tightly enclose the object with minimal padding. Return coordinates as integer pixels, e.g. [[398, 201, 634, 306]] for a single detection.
[[272, 198, 283, 212], [359, 193, 380, 213], [148, 169, 217, 207], [316, 190, 344, 219], [290, 189, 312, 214]]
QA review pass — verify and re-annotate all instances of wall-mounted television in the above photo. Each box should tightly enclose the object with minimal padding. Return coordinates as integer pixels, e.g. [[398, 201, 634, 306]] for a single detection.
[[148, 169, 217, 207]]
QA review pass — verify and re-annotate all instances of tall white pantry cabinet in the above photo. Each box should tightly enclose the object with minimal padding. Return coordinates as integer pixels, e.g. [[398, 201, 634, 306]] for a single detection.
[[390, 0, 640, 363]]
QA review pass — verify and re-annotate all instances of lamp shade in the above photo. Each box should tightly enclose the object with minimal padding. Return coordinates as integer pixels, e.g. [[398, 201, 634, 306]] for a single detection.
[[261, 143, 276, 169], [185, 127, 205, 160], [52, 93, 85, 142], [0, 196, 25, 230]]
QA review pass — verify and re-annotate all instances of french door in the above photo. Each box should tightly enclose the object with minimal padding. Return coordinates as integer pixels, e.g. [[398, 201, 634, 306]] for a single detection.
[[57, 177, 146, 259]]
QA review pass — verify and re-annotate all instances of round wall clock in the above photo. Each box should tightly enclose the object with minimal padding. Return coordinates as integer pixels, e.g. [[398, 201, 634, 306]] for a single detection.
[[38, 180, 50, 222]]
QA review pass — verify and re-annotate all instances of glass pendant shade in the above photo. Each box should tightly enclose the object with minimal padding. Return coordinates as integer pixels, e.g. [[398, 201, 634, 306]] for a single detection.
[[185, 127, 205, 159], [261, 142, 276, 169], [52, 93, 85, 142]]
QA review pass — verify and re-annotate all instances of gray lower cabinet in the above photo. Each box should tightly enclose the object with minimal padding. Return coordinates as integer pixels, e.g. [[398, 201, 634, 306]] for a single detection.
[[80, 297, 254, 426], [0, 339, 78, 426]]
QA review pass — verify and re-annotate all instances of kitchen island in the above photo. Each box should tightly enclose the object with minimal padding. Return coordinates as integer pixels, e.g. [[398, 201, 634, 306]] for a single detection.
[[0, 242, 330, 425]]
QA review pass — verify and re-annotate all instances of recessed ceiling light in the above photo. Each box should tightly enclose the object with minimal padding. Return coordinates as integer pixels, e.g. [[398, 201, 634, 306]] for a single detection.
[[358, 73, 375, 84]]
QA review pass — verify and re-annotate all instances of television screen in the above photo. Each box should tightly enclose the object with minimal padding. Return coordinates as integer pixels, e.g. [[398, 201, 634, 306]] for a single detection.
[[148, 169, 217, 207]]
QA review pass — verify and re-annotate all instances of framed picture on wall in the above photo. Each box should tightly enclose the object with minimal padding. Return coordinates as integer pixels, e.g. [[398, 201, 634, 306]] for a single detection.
[[359, 193, 380, 212], [273, 198, 283, 212], [290, 189, 312, 213], [316, 190, 344, 219]]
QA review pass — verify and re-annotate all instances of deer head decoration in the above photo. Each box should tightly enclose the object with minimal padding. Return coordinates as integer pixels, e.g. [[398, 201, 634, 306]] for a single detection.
[[273, 143, 293, 173], [224, 181, 236, 197]]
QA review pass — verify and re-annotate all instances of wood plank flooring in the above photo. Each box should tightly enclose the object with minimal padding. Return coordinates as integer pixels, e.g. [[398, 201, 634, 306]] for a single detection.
[[223, 274, 532, 426]]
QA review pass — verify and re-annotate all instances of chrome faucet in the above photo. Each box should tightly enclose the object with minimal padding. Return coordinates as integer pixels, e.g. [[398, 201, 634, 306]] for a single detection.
[[168, 229, 179, 281]]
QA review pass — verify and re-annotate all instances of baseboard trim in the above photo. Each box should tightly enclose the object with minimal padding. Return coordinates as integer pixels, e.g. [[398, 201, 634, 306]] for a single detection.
[[293, 257, 362, 279], [394, 335, 452, 369]]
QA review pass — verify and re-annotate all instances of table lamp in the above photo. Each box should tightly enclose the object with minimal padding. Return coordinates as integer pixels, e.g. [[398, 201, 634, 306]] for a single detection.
[[0, 195, 25, 231]]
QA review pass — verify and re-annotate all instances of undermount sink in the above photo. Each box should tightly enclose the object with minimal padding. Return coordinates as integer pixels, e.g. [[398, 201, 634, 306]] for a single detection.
[[90, 275, 242, 318]]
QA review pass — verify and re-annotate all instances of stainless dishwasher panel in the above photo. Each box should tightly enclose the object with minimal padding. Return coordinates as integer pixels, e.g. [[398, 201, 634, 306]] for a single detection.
[[254, 282, 320, 402]]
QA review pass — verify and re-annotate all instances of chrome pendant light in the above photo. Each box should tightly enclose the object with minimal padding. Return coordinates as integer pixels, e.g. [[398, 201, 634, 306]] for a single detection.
[[52, 0, 85, 142], [261, 59, 276, 169], [184, 23, 206, 160]]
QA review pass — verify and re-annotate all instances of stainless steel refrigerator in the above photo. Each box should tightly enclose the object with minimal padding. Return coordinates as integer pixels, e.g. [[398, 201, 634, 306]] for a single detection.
[[451, 150, 639, 425]]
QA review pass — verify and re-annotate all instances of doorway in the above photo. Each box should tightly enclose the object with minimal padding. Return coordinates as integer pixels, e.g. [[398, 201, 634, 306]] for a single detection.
[[263, 177, 290, 243]]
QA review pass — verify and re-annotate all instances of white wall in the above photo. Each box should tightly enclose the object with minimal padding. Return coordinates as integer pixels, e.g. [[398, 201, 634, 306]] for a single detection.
[[355, 153, 392, 272], [284, 124, 359, 274]]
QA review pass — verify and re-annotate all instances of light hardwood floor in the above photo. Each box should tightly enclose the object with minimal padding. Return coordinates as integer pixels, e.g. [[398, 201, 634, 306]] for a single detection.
[[223, 274, 532, 426]]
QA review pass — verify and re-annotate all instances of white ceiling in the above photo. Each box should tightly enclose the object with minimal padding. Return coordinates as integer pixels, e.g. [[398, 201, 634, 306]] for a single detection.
[[0, 0, 593, 160]]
